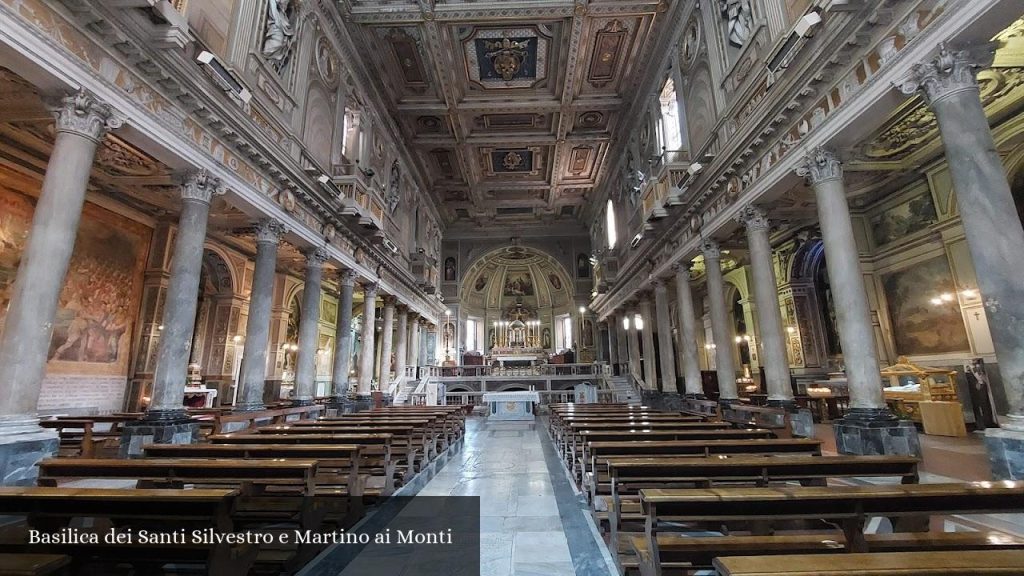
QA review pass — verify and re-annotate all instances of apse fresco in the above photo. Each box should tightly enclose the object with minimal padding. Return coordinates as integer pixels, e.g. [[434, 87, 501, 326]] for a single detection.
[[0, 187, 149, 376], [882, 255, 970, 355], [503, 271, 534, 296]]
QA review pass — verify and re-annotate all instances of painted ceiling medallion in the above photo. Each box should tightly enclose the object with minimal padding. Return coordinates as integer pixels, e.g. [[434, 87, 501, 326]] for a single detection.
[[464, 27, 550, 89], [502, 151, 525, 171]]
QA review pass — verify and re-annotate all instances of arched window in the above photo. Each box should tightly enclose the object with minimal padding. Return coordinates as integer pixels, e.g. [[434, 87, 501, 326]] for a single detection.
[[606, 199, 617, 249], [659, 78, 682, 152]]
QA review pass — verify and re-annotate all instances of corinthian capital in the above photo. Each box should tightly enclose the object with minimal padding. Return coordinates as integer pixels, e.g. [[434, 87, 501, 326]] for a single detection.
[[338, 268, 358, 287], [50, 90, 123, 142], [796, 147, 842, 185], [254, 218, 287, 245], [736, 205, 770, 232], [701, 240, 721, 260], [897, 42, 993, 105], [303, 246, 329, 268], [180, 169, 226, 204]]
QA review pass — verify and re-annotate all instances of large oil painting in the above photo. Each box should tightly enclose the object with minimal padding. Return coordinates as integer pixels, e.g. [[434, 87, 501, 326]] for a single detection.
[[0, 187, 150, 376], [870, 192, 937, 246], [882, 255, 970, 355], [503, 271, 534, 296]]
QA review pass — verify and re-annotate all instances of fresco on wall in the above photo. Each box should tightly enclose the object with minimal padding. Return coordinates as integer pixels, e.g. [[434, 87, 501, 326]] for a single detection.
[[0, 187, 150, 376], [870, 192, 937, 246], [474, 274, 488, 292], [503, 271, 534, 296], [548, 273, 562, 291], [576, 253, 590, 278], [882, 255, 971, 355], [444, 257, 456, 282]]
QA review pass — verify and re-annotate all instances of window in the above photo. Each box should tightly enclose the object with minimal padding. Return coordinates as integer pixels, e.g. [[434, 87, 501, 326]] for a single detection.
[[606, 199, 617, 249], [560, 315, 574, 350], [659, 78, 682, 152], [466, 318, 478, 352]]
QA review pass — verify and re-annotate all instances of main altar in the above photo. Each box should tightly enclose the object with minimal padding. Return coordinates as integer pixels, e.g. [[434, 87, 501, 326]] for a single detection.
[[489, 302, 548, 367], [482, 391, 540, 421]]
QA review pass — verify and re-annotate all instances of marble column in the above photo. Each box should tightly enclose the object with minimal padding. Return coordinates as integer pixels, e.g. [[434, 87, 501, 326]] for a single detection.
[[379, 296, 397, 392], [394, 306, 409, 383], [626, 309, 642, 383], [356, 283, 379, 397], [674, 264, 704, 397], [147, 171, 224, 419], [407, 313, 420, 370], [901, 46, 1024, 473], [738, 206, 794, 406], [798, 148, 919, 456], [607, 320, 620, 374], [702, 241, 738, 401], [653, 280, 679, 392], [330, 270, 357, 401], [235, 218, 286, 411], [0, 91, 119, 483], [639, 297, 658, 390], [591, 316, 604, 362], [293, 248, 328, 405], [615, 313, 630, 377]]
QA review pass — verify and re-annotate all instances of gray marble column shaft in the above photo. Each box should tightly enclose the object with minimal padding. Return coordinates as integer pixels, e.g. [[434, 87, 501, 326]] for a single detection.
[[357, 284, 378, 396], [798, 149, 886, 412], [293, 248, 328, 405], [591, 316, 604, 361], [739, 206, 794, 404], [330, 270, 357, 399], [394, 307, 409, 382], [379, 297, 396, 389], [0, 91, 120, 431], [903, 47, 1024, 429], [626, 310, 642, 383], [653, 281, 678, 392], [607, 320, 619, 368], [639, 297, 658, 390], [149, 171, 224, 418], [235, 218, 286, 410], [615, 314, 630, 374], [407, 314, 420, 368], [674, 265, 704, 396], [703, 241, 739, 401]]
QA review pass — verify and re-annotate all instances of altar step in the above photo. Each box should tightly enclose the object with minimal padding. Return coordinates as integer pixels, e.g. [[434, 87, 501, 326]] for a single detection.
[[607, 376, 642, 405], [393, 379, 420, 405]]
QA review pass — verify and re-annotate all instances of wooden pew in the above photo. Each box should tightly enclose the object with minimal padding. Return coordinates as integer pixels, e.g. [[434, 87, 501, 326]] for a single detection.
[[257, 424, 425, 481], [570, 428, 773, 470], [0, 487, 253, 576], [0, 554, 70, 576], [721, 403, 797, 438], [713, 550, 1024, 576], [209, 404, 324, 435], [583, 438, 823, 500], [679, 398, 721, 420], [208, 432, 396, 496], [39, 415, 142, 458], [636, 482, 1024, 576]]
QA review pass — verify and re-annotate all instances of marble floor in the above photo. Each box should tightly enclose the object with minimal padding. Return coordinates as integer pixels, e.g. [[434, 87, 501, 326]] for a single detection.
[[416, 418, 617, 576]]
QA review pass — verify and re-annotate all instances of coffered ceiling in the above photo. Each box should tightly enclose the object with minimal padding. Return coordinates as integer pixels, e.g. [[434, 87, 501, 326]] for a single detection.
[[338, 0, 674, 228]]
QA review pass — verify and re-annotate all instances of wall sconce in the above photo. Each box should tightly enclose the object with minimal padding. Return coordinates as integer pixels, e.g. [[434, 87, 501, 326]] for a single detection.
[[704, 343, 717, 350], [929, 292, 956, 306], [634, 315, 644, 330], [785, 326, 796, 334], [622, 316, 630, 330]]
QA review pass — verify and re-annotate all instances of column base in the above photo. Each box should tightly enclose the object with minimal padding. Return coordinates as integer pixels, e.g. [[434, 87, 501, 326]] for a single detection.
[[232, 402, 266, 412], [833, 408, 921, 457], [766, 400, 815, 439], [0, 417, 58, 486], [640, 391, 682, 411], [683, 393, 707, 400], [718, 398, 739, 409], [984, 427, 1024, 480], [348, 395, 374, 413], [290, 398, 315, 407], [120, 419, 199, 458]]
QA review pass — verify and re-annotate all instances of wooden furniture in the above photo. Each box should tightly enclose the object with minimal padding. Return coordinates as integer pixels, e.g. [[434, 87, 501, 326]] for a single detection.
[[637, 482, 1024, 576], [880, 357, 960, 424], [210, 404, 324, 435], [679, 398, 721, 420], [0, 554, 70, 576], [918, 400, 968, 437], [39, 415, 141, 458], [721, 403, 796, 438], [713, 550, 1024, 576]]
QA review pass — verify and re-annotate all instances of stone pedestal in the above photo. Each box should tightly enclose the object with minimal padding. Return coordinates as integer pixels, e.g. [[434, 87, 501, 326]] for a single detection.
[[833, 410, 921, 457], [0, 430, 58, 486], [641, 390, 684, 411], [120, 419, 199, 458], [985, 428, 1024, 480]]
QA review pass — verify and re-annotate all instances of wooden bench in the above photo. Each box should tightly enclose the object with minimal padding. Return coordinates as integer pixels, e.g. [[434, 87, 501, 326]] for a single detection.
[[210, 404, 324, 435], [209, 432, 396, 495], [679, 398, 721, 420], [713, 550, 1024, 576], [582, 438, 823, 500], [0, 487, 253, 575], [296, 418, 441, 462], [563, 422, 731, 461], [722, 403, 801, 439], [0, 554, 70, 576], [637, 482, 1024, 576], [570, 429, 775, 471], [39, 416, 142, 458]]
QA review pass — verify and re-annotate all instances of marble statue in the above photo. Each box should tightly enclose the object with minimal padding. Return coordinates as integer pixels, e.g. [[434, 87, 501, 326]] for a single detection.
[[720, 0, 754, 48], [263, 0, 296, 72]]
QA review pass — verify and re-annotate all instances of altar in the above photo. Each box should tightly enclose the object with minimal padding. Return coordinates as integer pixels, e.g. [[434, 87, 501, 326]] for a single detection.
[[491, 347, 546, 367], [482, 391, 540, 421]]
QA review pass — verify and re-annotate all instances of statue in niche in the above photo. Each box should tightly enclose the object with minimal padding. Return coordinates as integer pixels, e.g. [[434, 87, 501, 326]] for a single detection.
[[262, 0, 296, 73], [387, 161, 401, 214], [720, 0, 754, 48], [624, 150, 644, 207]]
